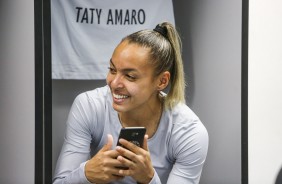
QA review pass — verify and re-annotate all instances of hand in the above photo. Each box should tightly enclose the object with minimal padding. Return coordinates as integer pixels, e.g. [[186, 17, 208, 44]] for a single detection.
[[85, 134, 125, 183], [115, 135, 155, 184]]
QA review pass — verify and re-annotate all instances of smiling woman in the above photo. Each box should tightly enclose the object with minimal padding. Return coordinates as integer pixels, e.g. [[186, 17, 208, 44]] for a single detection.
[[52, 22, 209, 184], [47, 1, 248, 184]]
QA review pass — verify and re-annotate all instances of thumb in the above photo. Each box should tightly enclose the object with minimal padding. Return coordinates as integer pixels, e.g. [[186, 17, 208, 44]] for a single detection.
[[100, 134, 113, 152], [142, 134, 149, 151]]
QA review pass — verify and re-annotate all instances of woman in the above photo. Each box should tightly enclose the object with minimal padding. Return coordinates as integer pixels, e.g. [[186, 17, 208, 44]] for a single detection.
[[53, 22, 208, 184]]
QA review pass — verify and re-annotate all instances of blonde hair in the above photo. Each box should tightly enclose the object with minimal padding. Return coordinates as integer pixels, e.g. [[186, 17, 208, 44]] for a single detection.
[[122, 22, 186, 109]]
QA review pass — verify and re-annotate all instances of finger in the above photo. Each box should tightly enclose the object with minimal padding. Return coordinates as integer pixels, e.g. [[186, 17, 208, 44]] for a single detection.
[[116, 146, 137, 162], [118, 139, 140, 153], [101, 134, 113, 152], [116, 156, 133, 176], [116, 155, 134, 168], [101, 167, 125, 180], [112, 166, 129, 177], [111, 174, 124, 181], [117, 167, 133, 176], [142, 134, 149, 151], [107, 149, 121, 158]]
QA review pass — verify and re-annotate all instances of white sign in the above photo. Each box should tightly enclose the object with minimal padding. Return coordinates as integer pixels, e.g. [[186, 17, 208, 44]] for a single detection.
[[51, 0, 175, 79]]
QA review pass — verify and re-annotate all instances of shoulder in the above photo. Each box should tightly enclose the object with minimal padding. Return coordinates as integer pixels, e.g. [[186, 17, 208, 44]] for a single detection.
[[170, 103, 201, 126], [170, 102, 208, 138], [168, 103, 209, 159], [74, 85, 111, 107], [76, 85, 110, 101], [67, 85, 112, 137], [69, 85, 112, 125]]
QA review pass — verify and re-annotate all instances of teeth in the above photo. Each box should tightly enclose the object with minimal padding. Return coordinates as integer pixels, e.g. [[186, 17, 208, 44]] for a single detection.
[[113, 93, 129, 99]]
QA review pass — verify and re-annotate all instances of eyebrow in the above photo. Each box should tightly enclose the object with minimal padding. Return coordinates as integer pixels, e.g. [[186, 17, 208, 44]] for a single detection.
[[109, 59, 115, 67], [109, 59, 138, 73]]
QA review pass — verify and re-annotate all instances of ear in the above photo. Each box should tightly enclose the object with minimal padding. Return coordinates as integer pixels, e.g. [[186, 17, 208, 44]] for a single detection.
[[157, 71, 170, 91]]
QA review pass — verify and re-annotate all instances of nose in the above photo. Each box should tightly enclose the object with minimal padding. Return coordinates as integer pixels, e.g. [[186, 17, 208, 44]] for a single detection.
[[108, 73, 124, 89]]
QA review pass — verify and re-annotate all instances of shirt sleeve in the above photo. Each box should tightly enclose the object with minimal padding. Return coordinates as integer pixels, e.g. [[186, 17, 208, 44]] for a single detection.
[[167, 119, 209, 184], [53, 93, 97, 184], [148, 169, 162, 184]]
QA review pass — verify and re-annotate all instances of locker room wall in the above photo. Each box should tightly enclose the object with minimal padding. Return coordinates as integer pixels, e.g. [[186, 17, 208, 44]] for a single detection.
[[52, 1, 242, 183], [0, 0, 35, 183], [174, 1, 242, 183]]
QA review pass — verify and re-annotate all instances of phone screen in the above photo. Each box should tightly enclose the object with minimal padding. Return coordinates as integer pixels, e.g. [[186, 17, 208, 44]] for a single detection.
[[117, 127, 146, 148]]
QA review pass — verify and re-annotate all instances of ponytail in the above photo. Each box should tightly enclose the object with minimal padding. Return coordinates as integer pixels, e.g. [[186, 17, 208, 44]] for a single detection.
[[161, 22, 186, 109]]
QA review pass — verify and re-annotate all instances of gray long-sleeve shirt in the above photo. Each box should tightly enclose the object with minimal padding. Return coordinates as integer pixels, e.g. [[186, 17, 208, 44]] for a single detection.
[[53, 86, 208, 184]]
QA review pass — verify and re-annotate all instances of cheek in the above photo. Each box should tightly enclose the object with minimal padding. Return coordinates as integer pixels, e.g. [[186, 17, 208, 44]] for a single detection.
[[129, 83, 154, 98], [126, 84, 139, 96]]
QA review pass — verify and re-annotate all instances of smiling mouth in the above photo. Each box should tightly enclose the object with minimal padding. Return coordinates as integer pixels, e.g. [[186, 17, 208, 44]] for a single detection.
[[113, 93, 129, 99]]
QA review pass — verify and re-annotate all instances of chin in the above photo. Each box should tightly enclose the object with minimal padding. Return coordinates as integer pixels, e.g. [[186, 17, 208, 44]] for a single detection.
[[112, 103, 127, 112]]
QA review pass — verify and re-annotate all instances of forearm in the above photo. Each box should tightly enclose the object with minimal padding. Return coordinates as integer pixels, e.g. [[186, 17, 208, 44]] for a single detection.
[[53, 162, 91, 184]]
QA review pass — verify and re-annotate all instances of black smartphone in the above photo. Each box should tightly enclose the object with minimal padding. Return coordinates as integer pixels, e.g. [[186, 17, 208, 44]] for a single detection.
[[117, 127, 146, 148]]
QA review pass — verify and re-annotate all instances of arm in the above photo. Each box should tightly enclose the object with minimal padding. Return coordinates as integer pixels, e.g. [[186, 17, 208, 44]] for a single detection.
[[84, 134, 126, 183], [166, 120, 209, 184], [53, 92, 126, 184], [115, 121, 208, 184], [53, 93, 94, 184], [114, 119, 208, 184]]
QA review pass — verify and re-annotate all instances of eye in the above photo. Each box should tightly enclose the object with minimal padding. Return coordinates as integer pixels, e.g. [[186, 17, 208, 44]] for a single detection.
[[108, 67, 116, 74], [126, 74, 136, 81]]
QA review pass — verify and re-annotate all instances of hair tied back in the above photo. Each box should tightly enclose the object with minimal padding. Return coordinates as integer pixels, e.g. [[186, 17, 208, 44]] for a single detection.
[[153, 24, 168, 39]]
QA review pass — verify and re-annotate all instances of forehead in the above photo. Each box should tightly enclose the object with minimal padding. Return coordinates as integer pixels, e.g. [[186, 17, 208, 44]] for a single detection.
[[111, 41, 152, 70]]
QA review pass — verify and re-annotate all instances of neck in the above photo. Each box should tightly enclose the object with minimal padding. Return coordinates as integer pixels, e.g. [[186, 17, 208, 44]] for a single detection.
[[118, 98, 163, 138]]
